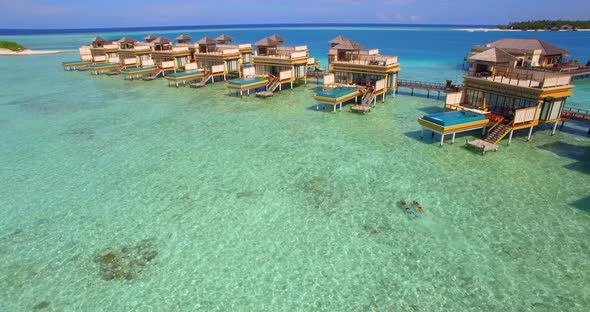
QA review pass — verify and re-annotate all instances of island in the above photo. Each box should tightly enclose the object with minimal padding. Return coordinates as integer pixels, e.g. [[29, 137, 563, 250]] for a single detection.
[[0, 40, 72, 55], [498, 20, 590, 31]]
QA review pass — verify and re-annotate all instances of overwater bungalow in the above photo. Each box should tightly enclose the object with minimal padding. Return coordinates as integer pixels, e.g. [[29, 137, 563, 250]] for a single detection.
[[226, 35, 311, 97], [419, 45, 574, 149], [150, 36, 191, 72], [314, 35, 400, 112], [468, 38, 570, 68], [190, 36, 252, 86], [215, 34, 253, 66], [88, 36, 119, 64], [115, 36, 150, 69]]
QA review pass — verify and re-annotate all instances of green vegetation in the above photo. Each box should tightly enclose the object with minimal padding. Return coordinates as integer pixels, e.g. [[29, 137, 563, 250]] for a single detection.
[[498, 20, 590, 30], [0, 41, 26, 51]]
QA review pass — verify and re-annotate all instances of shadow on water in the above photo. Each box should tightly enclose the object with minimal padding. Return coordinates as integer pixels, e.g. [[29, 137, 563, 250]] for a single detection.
[[538, 141, 590, 174], [404, 129, 484, 145], [570, 196, 590, 213], [306, 101, 357, 112], [417, 106, 443, 114]]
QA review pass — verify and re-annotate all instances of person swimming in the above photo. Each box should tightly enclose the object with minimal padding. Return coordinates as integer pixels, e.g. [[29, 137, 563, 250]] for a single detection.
[[401, 200, 417, 217], [413, 200, 425, 214]]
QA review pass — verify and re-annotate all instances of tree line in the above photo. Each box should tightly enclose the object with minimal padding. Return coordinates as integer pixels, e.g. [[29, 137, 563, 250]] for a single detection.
[[498, 20, 590, 30]]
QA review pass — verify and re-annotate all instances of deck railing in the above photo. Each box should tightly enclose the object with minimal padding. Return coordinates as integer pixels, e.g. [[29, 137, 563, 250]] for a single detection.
[[468, 65, 572, 88]]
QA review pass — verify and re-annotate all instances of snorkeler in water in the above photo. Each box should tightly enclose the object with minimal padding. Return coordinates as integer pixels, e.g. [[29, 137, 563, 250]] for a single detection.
[[401, 200, 417, 217], [413, 200, 425, 214]]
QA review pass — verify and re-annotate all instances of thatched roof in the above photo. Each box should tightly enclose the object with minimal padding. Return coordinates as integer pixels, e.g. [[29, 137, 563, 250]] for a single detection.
[[215, 34, 234, 42], [468, 48, 516, 63], [144, 34, 157, 41], [152, 37, 172, 44], [176, 34, 192, 41], [333, 39, 364, 51], [329, 35, 349, 44], [487, 38, 568, 56], [255, 37, 280, 47], [118, 36, 137, 44], [91, 36, 108, 43], [197, 36, 217, 45], [268, 34, 285, 43]]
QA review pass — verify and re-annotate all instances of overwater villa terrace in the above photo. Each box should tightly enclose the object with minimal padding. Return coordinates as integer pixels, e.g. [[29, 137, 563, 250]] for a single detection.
[[315, 35, 400, 112]]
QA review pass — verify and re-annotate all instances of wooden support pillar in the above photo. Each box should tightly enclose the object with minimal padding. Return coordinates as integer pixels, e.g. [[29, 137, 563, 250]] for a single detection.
[[382, 93, 385, 103], [451, 132, 456, 144], [212, 76, 215, 83], [508, 130, 514, 146], [527, 126, 533, 141], [339, 102, 342, 111], [290, 81, 293, 89], [427, 90, 430, 98], [551, 122, 558, 135], [440, 134, 444, 146], [333, 104, 336, 113], [411, 88, 414, 96], [482, 127, 486, 136], [437, 91, 440, 100]]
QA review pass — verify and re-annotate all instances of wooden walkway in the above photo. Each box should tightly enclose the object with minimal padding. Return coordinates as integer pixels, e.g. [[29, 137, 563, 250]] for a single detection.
[[561, 107, 590, 123], [560, 106, 590, 135], [396, 79, 461, 99]]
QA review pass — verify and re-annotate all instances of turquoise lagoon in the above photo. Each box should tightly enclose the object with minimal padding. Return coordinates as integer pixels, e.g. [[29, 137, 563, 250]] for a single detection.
[[0, 26, 589, 311]]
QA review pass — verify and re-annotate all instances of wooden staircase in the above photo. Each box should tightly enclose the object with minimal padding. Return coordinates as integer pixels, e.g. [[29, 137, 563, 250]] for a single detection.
[[142, 69, 163, 81], [361, 88, 376, 105], [266, 75, 281, 93], [351, 87, 375, 113], [192, 71, 212, 87], [484, 118, 513, 144], [256, 75, 280, 98]]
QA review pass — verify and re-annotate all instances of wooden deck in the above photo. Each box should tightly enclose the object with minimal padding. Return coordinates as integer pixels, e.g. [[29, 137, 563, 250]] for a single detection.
[[351, 104, 371, 113], [396, 79, 461, 98], [465, 139, 498, 155]]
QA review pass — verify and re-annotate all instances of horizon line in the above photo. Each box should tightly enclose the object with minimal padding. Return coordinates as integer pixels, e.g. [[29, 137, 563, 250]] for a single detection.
[[0, 22, 499, 32]]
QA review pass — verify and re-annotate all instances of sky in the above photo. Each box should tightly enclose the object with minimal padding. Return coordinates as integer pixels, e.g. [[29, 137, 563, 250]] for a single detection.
[[0, 0, 589, 29]]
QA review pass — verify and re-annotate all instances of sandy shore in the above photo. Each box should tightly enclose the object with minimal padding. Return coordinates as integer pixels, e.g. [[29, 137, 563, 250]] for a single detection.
[[0, 48, 74, 55]]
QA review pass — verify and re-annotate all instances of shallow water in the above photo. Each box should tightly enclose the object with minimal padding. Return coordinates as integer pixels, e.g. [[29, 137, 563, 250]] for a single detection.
[[1, 27, 589, 311]]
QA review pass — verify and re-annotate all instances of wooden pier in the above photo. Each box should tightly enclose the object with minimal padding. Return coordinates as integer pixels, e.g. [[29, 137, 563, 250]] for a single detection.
[[396, 79, 461, 99], [561, 106, 590, 135]]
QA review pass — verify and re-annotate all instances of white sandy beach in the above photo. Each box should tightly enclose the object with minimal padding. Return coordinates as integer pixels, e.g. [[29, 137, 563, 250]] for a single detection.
[[0, 48, 74, 55]]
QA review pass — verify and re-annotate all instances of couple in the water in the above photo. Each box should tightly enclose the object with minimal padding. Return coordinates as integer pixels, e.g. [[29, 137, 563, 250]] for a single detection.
[[401, 200, 425, 217]]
